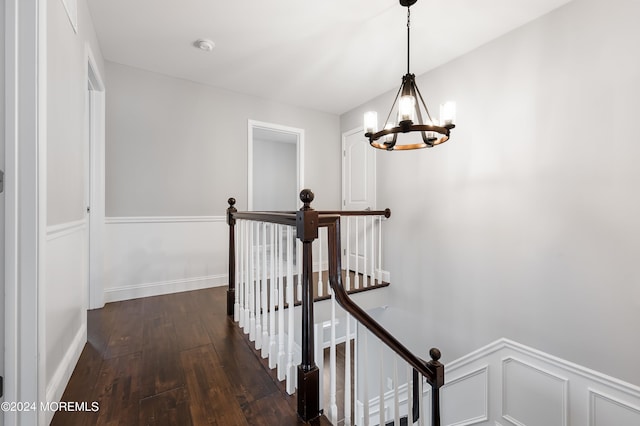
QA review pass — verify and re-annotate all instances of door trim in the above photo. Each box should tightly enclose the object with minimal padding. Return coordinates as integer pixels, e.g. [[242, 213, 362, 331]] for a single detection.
[[247, 120, 304, 211], [4, 0, 46, 424]]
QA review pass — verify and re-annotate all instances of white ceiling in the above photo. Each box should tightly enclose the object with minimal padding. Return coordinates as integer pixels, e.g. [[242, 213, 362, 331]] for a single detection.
[[87, 0, 573, 115]]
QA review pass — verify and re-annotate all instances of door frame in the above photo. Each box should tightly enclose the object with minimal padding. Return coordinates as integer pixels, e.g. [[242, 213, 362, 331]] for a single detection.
[[247, 120, 304, 211], [85, 44, 106, 310], [4, 0, 46, 424]]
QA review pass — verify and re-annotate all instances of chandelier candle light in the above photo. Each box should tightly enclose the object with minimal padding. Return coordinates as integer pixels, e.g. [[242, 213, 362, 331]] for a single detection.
[[364, 0, 456, 151]]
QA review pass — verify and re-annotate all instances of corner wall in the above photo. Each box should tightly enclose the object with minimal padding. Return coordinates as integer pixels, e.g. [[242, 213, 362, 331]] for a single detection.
[[340, 0, 640, 387]]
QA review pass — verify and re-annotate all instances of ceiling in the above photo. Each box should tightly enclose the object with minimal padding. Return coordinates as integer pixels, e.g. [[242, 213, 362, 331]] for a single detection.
[[87, 0, 573, 115]]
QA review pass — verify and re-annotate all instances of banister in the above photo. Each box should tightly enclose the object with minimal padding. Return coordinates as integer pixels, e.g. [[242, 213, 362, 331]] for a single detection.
[[226, 191, 442, 425]]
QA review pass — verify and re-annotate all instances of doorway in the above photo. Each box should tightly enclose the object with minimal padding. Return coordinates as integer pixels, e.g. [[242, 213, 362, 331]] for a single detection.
[[247, 120, 304, 211], [85, 48, 105, 310], [342, 127, 376, 269]]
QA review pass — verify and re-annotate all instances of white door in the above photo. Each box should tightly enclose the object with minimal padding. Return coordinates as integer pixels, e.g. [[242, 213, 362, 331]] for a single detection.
[[342, 128, 376, 272]]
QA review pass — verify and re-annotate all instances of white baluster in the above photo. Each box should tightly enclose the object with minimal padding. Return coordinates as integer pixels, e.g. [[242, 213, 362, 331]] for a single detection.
[[277, 224, 286, 381], [234, 220, 240, 322], [255, 222, 262, 349], [238, 220, 245, 327], [261, 222, 269, 357], [318, 228, 323, 297], [315, 322, 325, 413], [249, 222, 256, 341], [344, 313, 352, 426], [407, 365, 413, 426], [354, 217, 360, 290], [418, 375, 424, 426], [297, 238, 302, 302], [345, 216, 351, 291], [364, 216, 368, 288], [393, 357, 399, 426], [286, 226, 296, 394], [379, 344, 384, 426], [328, 287, 338, 424], [244, 221, 251, 331], [378, 216, 383, 284], [269, 224, 277, 368], [363, 330, 369, 426], [370, 217, 375, 286]]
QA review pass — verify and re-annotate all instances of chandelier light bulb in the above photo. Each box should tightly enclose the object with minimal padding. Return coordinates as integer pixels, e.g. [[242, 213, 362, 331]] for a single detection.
[[398, 95, 416, 123], [364, 111, 378, 135], [440, 101, 456, 126]]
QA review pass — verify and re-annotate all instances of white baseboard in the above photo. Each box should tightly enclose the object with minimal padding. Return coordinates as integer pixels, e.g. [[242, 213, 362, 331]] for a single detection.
[[44, 322, 87, 425], [104, 274, 228, 303]]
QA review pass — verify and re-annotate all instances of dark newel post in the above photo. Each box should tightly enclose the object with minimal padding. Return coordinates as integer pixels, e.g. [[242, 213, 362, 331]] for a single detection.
[[226, 198, 237, 316], [428, 348, 444, 426], [296, 189, 321, 421]]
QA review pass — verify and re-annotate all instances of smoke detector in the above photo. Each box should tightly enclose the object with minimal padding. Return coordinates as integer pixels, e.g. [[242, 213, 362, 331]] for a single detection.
[[193, 39, 215, 52]]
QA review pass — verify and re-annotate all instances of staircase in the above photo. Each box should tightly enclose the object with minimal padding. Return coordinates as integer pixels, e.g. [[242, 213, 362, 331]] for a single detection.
[[226, 190, 444, 425]]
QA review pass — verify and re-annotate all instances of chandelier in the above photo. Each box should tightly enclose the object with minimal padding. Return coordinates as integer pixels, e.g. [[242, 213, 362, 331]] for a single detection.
[[364, 0, 456, 151]]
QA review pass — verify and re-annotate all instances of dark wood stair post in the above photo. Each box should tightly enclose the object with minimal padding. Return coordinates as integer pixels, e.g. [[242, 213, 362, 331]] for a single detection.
[[226, 197, 237, 317], [296, 189, 321, 422]]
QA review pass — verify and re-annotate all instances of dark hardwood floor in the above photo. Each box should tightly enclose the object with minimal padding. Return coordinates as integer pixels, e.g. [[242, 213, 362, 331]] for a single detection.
[[52, 287, 332, 426]]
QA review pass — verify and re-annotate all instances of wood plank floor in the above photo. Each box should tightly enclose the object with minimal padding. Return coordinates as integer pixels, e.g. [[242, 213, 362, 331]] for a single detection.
[[52, 287, 332, 426]]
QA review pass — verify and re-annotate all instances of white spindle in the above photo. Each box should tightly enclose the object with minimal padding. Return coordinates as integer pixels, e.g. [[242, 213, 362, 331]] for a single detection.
[[315, 322, 324, 413], [407, 365, 413, 426], [354, 217, 360, 289], [345, 217, 351, 291], [318, 228, 324, 297], [363, 330, 369, 425], [328, 288, 338, 424], [393, 357, 399, 426], [344, 313, 352, 426], [286, 226, 296, 394], [418, 375, 424, 426], [363, 216, 368, 288], [370, 217, 375, 286], [297, 238, 302, 302], [238, 220, 245, 327], [379, 343, 384, 426], [378, 216, 383, 284], [255, 222, 262, 348], [234, 221, 240, 322], [244, 221, 250, 332], [261, 222, 269, 357], [249, 222, 256, 341], [277, 225, 286, 381], [269, 224, 277, 368]]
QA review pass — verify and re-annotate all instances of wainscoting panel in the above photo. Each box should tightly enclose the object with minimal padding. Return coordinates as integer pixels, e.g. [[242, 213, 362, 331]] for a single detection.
[[441, 366, 489, 426], [45, 220, 88, 424], [501, 358, 568, 426], [104, 216, 228, 302], [589, 389, 640, 426], [358, 338, 640, 426]]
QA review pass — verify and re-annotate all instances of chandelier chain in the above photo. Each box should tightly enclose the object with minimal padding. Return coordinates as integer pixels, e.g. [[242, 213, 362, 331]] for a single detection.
[[407, 7, 411, 74]]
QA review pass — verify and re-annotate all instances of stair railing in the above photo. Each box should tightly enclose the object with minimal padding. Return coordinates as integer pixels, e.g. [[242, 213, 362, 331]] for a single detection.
[[227, 190, 443, 425]]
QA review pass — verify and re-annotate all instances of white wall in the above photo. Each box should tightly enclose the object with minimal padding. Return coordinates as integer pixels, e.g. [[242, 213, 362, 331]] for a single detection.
[[341, 0, 640, 387], [253, 137, 298, 211], [45, 0, 105, 418], [103, 62, 341, 300]]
